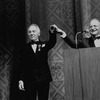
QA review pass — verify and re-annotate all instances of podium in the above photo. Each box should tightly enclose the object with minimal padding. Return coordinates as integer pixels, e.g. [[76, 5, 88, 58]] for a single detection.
[[64, 47, 100, 100]]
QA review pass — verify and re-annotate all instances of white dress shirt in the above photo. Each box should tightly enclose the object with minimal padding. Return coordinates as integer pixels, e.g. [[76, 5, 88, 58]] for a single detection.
[[94, 34, 100, 47], [94, 39, 100, 47], [31, 44, 37, 53]]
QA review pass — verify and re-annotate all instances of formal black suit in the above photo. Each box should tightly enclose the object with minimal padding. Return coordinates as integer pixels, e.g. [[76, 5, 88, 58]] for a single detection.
[[83, 36, 98, 47], [19, 32, 57, 100], [63, 35, 95, 48]]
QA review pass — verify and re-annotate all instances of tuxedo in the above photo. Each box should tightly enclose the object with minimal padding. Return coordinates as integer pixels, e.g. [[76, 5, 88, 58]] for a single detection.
[[86, 36, 100, 47], [20, 42, 53, 83], [10, 32, 57, 100]]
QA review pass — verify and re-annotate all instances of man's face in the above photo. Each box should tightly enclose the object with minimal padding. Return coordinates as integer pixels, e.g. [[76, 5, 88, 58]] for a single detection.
[[28, 25, 40, 41], [90, 19, 100, 36]]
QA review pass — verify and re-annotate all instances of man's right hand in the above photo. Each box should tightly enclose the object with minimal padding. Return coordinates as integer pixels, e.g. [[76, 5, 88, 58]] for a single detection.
[[18, 80, 25, 91]]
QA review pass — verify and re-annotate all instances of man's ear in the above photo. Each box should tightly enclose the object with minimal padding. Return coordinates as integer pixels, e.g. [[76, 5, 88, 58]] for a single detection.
[[39, 33, 40, 36], [98, 28, 100, 33], [38, 33, 40, 36]]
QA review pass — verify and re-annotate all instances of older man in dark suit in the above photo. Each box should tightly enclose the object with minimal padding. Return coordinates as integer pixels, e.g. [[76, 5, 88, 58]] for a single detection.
[[17, 24, 65, 100]]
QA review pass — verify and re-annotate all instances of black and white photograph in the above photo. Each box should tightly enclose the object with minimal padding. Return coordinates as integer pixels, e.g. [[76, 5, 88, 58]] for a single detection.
[[0, 0, 100, 100]]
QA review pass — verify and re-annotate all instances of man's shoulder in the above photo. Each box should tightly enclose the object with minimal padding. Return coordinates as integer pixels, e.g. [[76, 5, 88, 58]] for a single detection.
[[39, 40, 47, 44], [20, 43, 30, 51]]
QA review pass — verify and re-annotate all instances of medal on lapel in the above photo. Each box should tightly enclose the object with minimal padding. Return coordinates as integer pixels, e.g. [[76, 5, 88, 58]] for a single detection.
[[37, 44, 46, 51], [38, 45, 41, 51]]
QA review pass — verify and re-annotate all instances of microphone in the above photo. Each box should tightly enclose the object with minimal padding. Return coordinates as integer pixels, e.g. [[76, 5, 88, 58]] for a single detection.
[[75, 29, 90, 48]]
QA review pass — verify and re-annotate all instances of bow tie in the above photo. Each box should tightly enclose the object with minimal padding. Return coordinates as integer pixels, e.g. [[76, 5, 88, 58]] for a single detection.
[[30, 41, 40, 45], [95, 36, 100, 40], [91, 36, 100, 40]]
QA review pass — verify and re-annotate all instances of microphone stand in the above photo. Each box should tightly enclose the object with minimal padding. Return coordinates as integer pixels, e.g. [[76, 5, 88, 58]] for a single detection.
[[75, 31, 82, 48]]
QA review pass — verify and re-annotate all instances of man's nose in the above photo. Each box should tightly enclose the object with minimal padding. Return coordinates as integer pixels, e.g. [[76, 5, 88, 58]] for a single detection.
[[29, 33, 35, 36]]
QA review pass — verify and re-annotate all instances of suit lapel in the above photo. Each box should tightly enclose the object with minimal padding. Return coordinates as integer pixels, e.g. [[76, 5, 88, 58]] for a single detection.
[[89, 37, 95, 47], [35, 45, 38, 53]]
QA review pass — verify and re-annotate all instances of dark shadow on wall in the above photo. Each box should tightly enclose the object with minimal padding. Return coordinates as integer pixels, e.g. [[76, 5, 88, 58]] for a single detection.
[[0, 0, 26, 100]]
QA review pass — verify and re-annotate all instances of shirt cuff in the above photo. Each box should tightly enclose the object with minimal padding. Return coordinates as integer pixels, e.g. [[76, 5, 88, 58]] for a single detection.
[[60, 32, 67, 38]]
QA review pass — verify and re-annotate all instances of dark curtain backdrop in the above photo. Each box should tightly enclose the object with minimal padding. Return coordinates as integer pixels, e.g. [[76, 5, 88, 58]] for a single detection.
[[0, 0, 100, 100], [26, 0, 48, 42], [0, 0, 26, 100]]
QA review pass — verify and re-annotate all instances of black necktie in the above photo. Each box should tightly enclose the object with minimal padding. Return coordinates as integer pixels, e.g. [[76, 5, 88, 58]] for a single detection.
[[91, 36, 100, 40], [95, 36, 100, 40], [30, 41, 40, 45]]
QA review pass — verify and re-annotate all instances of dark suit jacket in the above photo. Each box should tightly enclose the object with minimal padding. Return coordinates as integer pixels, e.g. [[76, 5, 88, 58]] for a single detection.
[[85, 37, 95, 47], [19, 32, 57, 83], [63, 35, 95, 48]]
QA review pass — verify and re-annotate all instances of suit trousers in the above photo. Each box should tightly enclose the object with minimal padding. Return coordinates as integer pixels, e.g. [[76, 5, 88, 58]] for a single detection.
[[25, 80, 50, 100]]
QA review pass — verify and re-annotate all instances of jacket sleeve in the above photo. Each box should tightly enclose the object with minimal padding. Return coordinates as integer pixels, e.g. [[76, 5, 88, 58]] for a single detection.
[[45, 30, 57, 50], [63, 35, 90, 48], [63, 36, 76, 48]]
